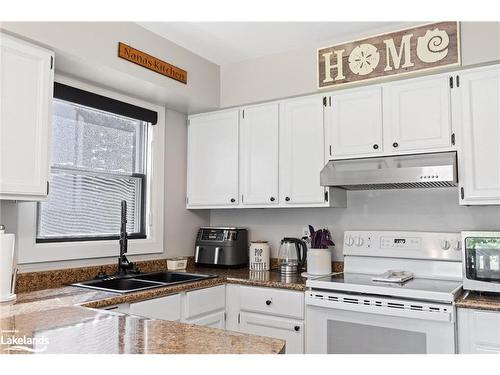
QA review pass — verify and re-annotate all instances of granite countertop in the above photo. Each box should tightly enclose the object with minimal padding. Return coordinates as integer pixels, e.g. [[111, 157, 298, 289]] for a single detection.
[[0, 266, 305, 354], [0, 306, 284, 354], [192, 266, 307, 292], [455, 290, 500, 312]]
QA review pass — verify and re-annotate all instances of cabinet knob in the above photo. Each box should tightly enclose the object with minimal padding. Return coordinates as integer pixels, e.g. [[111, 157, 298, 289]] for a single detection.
[[294, 326, 300, 331], [270, 197, 275, 202], [265, 300, 272, 306], [392, 142, 399, 148], [373, 144, 379, 150], [230, 198, 236, 203], [285, 196, 290, 202]]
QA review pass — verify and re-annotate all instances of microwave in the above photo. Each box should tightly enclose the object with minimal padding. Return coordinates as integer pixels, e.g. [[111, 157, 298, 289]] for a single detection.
[[462, 231, 500, 294]]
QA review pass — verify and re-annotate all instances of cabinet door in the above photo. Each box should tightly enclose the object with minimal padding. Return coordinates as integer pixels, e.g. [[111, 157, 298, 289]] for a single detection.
[[384, 75, 452, 153], [183, 285, 226, 320], [185, 310, 226, 330], [239, 311, 304, 354], [327, 87, 383, 158], [240, 104, 279, 205], [0, 33, 54, 199], [280, 96, 326, 205], [456, 66, 500, 205], [458, 308, 500, 354], [187, 110, 239, 207], [129, 294, 181, 321]]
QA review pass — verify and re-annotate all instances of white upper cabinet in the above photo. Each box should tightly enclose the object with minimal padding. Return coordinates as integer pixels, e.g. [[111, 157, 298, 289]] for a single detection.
[[456, 65, 500, 205], [383, 74, 453, 153], [0, 33, 54, 200], [280, 96, 326, 205], [187, 110, 239, 207], [240, 103, 279, 205], [326, 86, 383, 159]]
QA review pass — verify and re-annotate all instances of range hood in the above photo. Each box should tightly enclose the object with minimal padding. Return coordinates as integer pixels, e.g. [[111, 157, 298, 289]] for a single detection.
[[320, 152, 458, 190]]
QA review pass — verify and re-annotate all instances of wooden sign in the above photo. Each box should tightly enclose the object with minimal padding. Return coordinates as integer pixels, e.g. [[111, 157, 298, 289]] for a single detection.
[[118, 42, 187, 84], [318, 22, 460, 89]]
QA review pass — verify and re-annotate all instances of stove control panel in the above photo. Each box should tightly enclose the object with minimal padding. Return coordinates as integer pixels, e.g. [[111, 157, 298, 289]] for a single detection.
[[343, 231, 462, 261]]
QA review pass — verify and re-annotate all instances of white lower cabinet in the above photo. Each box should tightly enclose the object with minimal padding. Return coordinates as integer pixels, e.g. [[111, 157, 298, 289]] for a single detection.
[[185, 310, 226, 329], [115, 284, 304, 353], [239, 311, 304, 354], [226, 284, 305, 354], [182, 285, 226, 329], [458, 308, 500, 354], [129, 293, 182, 321], [126, 286, 226, 329]]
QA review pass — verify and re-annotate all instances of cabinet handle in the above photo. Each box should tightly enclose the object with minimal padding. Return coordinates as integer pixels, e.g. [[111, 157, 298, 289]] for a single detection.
[[373, 144, 379, 150], [230, 198, 236, 203], [392, 142, 399, 148], [285, 197, 290, 202], [265, 300, 272, 306], [294, 326, 300, 332], [270, 197, 275, 202], [46, 181, 50, 195]]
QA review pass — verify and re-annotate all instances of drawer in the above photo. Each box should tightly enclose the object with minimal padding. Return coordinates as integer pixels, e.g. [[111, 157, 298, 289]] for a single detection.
[[184, 285, 226, 319], [129, 294, 181, 321], [239, 286, 304, 319], [239, 311, 303, 354]]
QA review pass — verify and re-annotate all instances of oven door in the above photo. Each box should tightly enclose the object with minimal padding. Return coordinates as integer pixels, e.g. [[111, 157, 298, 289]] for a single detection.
[[463, 234, 500, 293], [305, 291, 456, 354]]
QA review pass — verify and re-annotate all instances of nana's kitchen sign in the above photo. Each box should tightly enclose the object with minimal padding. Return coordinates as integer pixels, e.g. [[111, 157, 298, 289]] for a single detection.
[[318, 22, 460, 89]]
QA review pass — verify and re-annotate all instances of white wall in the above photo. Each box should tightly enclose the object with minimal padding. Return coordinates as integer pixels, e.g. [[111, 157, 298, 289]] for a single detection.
[[210, 189, 500, 261], [213, 21, 500, 263], [0, 22, 220, 113], [220, 22, 500, 107], [0, 22, 215, 270], [164, 109, 210, 257], [0, 107, 210, 272]]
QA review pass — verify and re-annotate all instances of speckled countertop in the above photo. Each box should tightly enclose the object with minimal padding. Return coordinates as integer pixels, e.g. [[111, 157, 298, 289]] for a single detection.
[[455, 290, 500, 311], [0, 267, 306, 354]]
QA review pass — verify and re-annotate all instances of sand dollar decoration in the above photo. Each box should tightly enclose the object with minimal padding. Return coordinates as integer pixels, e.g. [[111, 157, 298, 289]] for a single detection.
[[348, 43, 380, 75], [416, 28, 450, 63]]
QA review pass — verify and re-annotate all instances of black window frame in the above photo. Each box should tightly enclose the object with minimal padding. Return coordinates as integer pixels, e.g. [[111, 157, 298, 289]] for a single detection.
[[35, 82, 156, 244]]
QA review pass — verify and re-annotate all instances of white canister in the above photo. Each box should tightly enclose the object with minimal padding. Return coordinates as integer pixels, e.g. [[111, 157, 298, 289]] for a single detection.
[[249, 241, 270, 271], [0, 224, 16, 303], [307, 248, 332, 275]]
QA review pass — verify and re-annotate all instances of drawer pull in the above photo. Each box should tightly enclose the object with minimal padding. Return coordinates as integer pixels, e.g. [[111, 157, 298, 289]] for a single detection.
[[265, 300, 272, 306], [294, 325, 300, 331]]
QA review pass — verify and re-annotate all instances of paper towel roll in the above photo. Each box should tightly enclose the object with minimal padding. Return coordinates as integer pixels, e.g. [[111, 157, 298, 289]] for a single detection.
[[0, 230, 16, 302]]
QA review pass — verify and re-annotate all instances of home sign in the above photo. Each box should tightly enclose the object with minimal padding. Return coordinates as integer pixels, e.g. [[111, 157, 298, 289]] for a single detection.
[[318, 22, 460, 89]]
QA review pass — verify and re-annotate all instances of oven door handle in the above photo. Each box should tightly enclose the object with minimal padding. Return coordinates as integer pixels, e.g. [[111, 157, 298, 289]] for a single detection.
[[306, 294, 454, 323]]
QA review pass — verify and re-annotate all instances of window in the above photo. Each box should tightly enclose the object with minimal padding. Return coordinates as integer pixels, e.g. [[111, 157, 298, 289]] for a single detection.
[[17, 77, 165, 264], [36, 83, 156, 243]]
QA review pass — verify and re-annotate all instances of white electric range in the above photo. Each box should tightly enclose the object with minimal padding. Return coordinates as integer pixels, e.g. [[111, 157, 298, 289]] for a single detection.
[[305, 230, 463, 354]]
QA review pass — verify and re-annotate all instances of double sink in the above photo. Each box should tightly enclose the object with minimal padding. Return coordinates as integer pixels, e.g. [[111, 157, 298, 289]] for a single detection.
[[71, 271, 216, 294]]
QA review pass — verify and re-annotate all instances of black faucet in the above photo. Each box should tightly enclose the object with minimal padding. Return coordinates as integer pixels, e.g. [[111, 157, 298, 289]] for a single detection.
[[117, 200, 139, 275]]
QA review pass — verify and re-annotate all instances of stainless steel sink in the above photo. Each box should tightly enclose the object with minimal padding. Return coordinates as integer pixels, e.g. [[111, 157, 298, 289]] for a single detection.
[[71, 272, 216, 293]]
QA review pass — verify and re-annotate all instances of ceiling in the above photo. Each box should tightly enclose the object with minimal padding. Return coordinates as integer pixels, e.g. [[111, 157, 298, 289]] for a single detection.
[[137, 22, 416, 66]]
